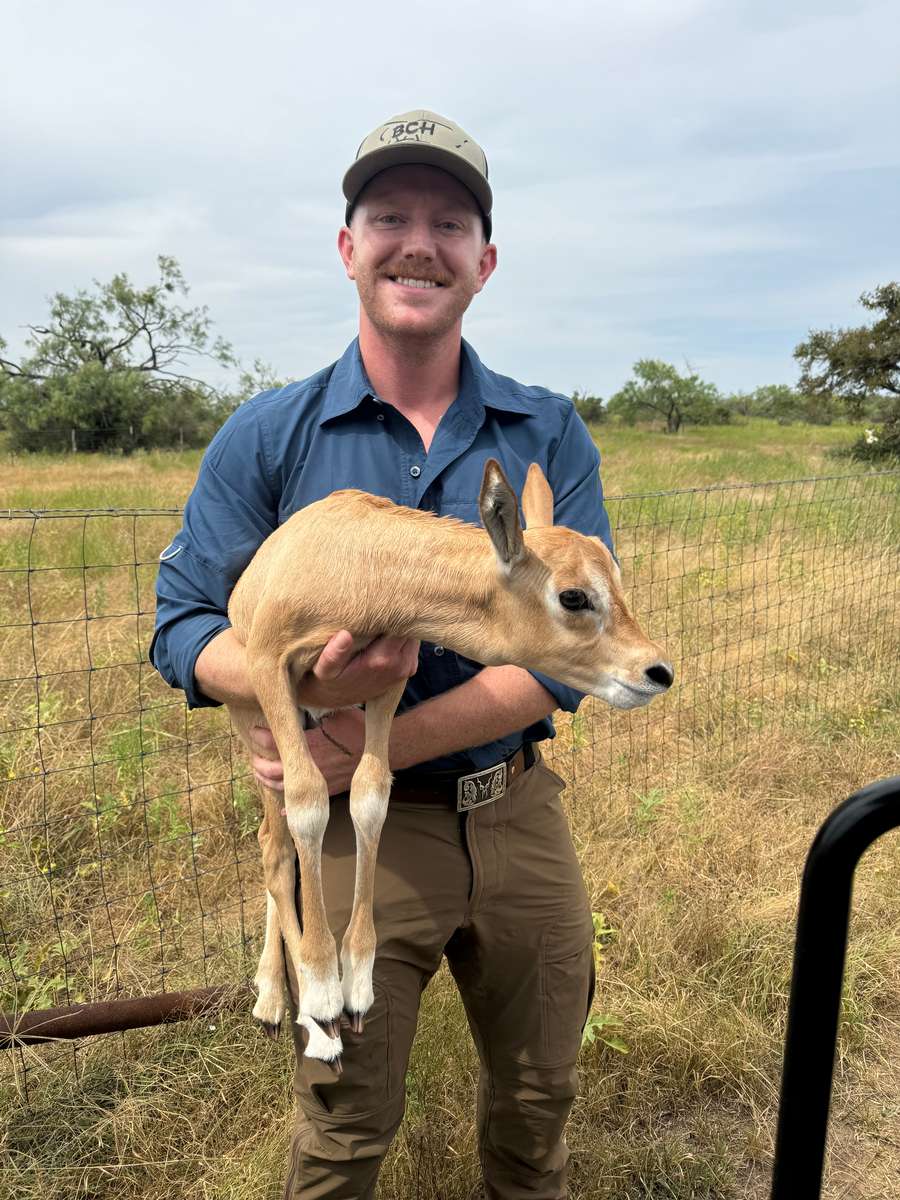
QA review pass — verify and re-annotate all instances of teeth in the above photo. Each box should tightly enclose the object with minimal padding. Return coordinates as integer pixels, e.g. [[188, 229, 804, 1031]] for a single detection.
[[394, 276, 438, 289]]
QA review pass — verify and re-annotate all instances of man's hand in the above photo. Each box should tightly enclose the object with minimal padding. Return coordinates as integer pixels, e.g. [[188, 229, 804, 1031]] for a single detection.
[[249, 629, 419, 794], [251, 707, 366, 796], [298, 631, 420, 712]]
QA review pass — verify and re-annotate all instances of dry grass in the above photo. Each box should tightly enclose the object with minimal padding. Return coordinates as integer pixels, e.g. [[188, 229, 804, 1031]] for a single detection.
[[1, 440, 899, 1199]]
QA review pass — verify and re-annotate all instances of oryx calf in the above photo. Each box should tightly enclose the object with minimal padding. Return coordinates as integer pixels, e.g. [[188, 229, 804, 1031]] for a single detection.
[[226, 459, 672, 1067]]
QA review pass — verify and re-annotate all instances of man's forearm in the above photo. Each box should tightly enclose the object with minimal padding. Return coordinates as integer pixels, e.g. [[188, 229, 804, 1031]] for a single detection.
[[194, 627, 256, 707], [387, 665, 557, 771]]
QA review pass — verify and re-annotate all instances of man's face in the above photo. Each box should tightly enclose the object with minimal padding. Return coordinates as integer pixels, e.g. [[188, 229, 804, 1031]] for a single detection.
[[337, 164, 497, 342]]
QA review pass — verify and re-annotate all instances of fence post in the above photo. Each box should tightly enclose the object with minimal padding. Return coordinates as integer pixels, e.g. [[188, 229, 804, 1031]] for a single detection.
[[770, 776, 900, 1198], [70, 427, 77, 453]]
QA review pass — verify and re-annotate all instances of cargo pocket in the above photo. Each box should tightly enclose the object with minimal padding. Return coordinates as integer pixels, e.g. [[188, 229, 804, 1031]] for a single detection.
[[541, 935, 595, 1066]]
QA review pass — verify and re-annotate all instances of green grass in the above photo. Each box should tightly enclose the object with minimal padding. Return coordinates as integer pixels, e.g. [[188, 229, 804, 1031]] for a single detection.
[[0, 418, 875, 512], [590, 417, 870, 494], [1, 424, 899, 1199]]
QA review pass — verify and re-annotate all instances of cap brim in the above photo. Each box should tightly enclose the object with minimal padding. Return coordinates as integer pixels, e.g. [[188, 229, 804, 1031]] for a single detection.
[[342, 143, 493, 232]]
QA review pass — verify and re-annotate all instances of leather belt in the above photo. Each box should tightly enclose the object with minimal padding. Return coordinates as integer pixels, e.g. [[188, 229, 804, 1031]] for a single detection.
[[390, 743, 537, 812]]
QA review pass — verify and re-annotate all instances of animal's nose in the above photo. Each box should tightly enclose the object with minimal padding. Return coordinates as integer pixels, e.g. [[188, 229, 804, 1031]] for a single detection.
[[644, 662, 674, 690]]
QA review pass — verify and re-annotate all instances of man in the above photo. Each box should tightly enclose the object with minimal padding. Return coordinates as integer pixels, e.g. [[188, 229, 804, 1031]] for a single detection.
[[151, 109, 614, 1200]]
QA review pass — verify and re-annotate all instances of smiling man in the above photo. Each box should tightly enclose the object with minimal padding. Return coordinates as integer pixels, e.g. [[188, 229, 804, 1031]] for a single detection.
[[151, 109, 615, 1200]]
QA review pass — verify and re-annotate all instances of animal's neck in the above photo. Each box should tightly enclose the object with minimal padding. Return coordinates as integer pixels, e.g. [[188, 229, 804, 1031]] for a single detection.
[[394, 518, 521, 663]]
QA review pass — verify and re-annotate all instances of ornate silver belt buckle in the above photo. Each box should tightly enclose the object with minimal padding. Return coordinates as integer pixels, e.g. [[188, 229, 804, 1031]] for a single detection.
[[457, 761, 508, 813]]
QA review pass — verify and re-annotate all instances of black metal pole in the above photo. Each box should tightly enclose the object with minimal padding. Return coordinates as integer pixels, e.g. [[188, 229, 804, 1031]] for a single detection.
[[770, 775, 900, 1199]]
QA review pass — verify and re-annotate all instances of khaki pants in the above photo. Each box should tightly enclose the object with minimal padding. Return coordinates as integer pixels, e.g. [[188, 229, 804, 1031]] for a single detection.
[[284, 751, 595, 1200]]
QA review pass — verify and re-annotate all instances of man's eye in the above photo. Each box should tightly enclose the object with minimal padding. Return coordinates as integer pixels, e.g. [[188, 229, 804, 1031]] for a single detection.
[[558, 589, 592, 612]]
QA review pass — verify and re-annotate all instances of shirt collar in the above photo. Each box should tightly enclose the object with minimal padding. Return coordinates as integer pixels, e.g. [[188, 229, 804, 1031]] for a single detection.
[[320, 337, 539, 425]]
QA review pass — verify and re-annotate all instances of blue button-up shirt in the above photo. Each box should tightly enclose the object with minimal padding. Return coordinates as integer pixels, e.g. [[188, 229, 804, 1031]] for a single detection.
[[150, 338, 613, 772]]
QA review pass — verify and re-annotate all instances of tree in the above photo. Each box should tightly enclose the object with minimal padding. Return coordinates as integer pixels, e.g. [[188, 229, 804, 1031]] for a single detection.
[[795, 284, 900, 412], [0, 256, 257, 452], [607, 360, 729, 433], [794, 283, 900, 459], [726, 384, 837, 425], [571, 389, 605, 424]]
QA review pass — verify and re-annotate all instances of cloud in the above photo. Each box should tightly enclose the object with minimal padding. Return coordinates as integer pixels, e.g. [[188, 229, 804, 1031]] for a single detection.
[[2, 0, 898, 398]]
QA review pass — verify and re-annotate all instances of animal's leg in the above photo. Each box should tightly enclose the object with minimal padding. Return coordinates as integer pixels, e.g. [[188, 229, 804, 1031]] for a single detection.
[[228, 710, 290, 1038], [247, 654, 343, 1064], [253, 887, 286, 1036], [340, 681, 405, 1033]]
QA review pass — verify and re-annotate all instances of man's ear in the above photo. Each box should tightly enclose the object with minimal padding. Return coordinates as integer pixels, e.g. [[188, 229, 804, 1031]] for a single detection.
[[522, 463, 554, 528], [479, 459, 525, 568], [473, 241, 498, 295], [337, 226, 355, 280]]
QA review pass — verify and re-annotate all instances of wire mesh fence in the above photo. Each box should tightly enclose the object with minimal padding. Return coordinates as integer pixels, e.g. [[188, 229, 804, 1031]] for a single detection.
[[1, 471, 898, 1099]]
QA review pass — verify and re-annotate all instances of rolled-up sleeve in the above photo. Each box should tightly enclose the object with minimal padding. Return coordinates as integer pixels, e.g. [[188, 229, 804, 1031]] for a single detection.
[[149, 403, 278, 708], [528, 404, 614, 713]]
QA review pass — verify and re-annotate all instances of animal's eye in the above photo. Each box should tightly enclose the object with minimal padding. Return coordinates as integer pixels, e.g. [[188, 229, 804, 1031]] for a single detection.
[[559, 589, 592, 612]]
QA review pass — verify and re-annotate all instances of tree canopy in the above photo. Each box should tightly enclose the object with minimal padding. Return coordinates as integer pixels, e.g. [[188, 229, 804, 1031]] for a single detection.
[[726, 384, 838, 425], [794, 282, 900, 459], [794, 283, 900, 412], [607, 359, 729, 433], [0, 257, 275, 452]]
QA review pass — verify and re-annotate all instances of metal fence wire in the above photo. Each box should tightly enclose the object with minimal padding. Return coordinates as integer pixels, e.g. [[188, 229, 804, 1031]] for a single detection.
[[1, 471, 898, 1097]]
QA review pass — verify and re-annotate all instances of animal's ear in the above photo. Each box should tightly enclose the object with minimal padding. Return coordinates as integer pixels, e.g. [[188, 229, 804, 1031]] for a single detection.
[[522, 463, 554, 528], [479, 459, 526, 567]]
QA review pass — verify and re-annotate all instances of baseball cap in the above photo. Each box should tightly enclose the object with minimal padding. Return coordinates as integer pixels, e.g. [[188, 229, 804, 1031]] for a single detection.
[[342, 109, 493, 240]]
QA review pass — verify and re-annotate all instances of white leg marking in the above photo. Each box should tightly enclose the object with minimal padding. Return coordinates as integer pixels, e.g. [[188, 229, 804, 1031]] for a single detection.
[[298, 1016, 343, 1062], [286, 803, 329, 843], [299, 972, 344, 1022], [349, 787, 389, 842], [252, 979, 286, 1030], [341, 946, 376, 1018], [252, 892, 286, 1029]]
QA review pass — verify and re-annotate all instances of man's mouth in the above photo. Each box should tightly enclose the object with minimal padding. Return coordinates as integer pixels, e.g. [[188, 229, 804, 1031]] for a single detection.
[[388, 275, 445, 289]]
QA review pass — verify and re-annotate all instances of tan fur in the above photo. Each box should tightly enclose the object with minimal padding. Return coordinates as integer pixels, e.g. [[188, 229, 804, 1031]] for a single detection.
[[228, 460, 672, 1064]]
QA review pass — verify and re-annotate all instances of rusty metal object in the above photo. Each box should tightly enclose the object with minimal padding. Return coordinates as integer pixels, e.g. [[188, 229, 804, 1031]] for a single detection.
[[0, 983, 254, 1048]]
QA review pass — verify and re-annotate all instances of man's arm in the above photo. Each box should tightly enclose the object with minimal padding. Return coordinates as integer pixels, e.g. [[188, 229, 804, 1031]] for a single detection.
[[195, 627, 422, 711], [249, 662, 556, 795]]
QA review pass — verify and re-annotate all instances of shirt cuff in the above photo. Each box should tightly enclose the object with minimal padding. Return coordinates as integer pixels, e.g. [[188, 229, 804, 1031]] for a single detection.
[[150, 614, 232, 710], [527, 669, 587, 714]]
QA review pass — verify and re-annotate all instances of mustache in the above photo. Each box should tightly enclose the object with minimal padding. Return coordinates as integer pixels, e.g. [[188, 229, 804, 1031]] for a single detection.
[[383, 264, 451, 286]]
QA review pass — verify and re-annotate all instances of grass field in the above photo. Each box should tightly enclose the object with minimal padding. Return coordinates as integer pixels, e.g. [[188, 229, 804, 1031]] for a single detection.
[[0, 418, 876, 510], [1, 418, 899, 1199]]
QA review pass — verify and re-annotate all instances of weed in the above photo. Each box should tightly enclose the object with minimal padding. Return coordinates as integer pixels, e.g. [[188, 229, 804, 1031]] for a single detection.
[[634, 787, 667, 831]]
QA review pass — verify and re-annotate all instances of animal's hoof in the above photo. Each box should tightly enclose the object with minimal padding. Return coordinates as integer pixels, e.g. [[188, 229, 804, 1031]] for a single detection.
[[252, 990, 286, 1033], [256, 1018, 281, 1040], [345, 1010, 365, 1035], [297, 1014, 343, 1064], [313, 1015, 341, 1040], [327, 1054, 343, 1076]]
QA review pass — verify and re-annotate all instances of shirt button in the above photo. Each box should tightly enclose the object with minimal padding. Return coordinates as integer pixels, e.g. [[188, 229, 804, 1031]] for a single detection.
[[376, 413, 385, 422], [434, 646, 445, 656], [410, 465, 421, 478]]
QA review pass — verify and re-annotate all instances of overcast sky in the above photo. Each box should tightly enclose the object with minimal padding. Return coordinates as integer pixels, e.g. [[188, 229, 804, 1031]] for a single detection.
[[3, 0, 898, 401]]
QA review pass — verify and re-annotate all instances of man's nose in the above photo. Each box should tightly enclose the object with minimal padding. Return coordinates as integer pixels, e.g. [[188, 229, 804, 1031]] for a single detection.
[[400, 219, 436, 259]]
